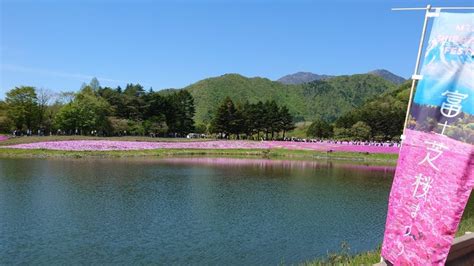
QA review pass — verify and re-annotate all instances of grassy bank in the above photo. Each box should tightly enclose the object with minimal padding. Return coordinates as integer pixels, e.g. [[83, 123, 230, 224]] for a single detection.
[[304, 193, 474, 265], [0, 147, 398, 164]]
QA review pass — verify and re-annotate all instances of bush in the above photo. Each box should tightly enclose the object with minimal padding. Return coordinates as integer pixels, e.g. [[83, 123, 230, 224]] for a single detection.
[[307, 119, 333, 138], [333, 127, 350, 139], [109, 117, 130, 135], [350, 121, 371, 140], [195, 123, 208, 134]]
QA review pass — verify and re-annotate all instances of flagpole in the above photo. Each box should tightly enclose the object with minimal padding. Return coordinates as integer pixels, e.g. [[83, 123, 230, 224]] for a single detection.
[[400, 4, 432, 144], [381, 6, 473, 264], [392, 7, 474, 11]]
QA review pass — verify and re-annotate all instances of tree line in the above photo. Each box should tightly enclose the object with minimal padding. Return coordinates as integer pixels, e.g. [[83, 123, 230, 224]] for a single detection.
[[0, 78, 195, 137], [210, 97, 295, 139], [0, 78, 296, 139], [1, 77, 406, 141]]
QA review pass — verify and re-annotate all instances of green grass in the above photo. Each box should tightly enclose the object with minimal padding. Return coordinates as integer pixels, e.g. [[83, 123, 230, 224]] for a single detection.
[[286, 121, 312, 139], [302, 246, 382, 266], [455, 194, 474, 237]]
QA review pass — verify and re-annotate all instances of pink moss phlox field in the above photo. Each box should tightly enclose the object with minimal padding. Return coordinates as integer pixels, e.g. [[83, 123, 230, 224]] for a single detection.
[[382, 129, 474, 265], [2, 139, 399, 153], [0, 136, 8, 141]]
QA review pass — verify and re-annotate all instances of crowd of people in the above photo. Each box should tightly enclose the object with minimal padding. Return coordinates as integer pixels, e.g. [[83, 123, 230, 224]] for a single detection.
[[9, 129, 401, 147], [282, 137, 401, 147]]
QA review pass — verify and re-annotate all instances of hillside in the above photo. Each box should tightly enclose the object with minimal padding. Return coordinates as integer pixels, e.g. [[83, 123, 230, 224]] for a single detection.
[[332, 80, 411, 140], [277, 72, 333, 85], [301, 74, 397, 121], [182, 74, 306, 123], [176, 73, 396, 124], [368, 69, 406, 85], [276, 69, 405, 85]]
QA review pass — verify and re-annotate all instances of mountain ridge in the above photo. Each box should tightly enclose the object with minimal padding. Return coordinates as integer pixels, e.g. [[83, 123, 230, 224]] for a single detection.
[[277, 72, 334, 85], [368, 69, 406, 85], [276, 69, 406, 85], [161, 73, 397, 124]]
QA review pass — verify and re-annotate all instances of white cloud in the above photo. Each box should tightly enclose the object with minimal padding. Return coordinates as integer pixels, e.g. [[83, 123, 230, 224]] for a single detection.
[[1, 64, 131, 84]]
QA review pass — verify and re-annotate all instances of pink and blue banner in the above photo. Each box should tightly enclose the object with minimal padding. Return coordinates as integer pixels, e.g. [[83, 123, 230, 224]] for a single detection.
[[382, 12, 474, 264]]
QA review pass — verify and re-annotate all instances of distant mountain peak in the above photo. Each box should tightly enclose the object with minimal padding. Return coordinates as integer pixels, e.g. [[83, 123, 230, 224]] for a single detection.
[[368, 69, 406, 85], [277, 69, 406, 85], [276, 72, 334, 85]]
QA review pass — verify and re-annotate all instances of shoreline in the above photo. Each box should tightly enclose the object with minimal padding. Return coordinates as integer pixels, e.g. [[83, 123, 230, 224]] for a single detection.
[[0, 147, 398, 164], [0, 136, 399, 164]]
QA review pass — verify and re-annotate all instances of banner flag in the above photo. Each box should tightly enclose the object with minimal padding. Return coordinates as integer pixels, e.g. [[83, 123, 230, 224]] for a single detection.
[[381, 12, 474, 264]]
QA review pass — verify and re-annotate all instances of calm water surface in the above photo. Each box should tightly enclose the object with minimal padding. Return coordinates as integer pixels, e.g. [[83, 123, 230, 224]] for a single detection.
[[0, 157, 394, 265]]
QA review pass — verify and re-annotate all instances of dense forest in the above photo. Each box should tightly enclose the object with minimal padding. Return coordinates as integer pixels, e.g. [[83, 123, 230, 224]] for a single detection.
[[0, 78, 296, 140], [0, 75, 410, 141], [0, 78, 195, 137], [177, 73, 396, 123], [306, 81, 410, 141], [210, 97, 295, 139]]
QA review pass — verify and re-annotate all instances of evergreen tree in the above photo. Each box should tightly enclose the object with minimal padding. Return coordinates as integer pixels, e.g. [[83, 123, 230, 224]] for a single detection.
[[254, 101, 265, 139], [263, 100, 280, 139], [240, 101, 257, 138], [89, 77, 100, 91], [144, 92, 167, 120], [166, 90, 195, 136], [279, 106, 295, 138], [122, 83, 146, 120], [210, 97, 238, 138]]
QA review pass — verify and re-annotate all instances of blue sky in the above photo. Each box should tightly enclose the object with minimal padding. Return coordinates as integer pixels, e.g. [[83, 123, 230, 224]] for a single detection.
[[1, 0, 472, 97]]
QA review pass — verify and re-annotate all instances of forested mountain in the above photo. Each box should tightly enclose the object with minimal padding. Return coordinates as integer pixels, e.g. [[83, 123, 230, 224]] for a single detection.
[[368, 69, 406, 85], [329, 80, 411, 140], [173, 73, 396, 124], [181, 74, 305, 124], [300, 74, 397, 121], [277, 72, 334, 85], [276, 69, 405, 85], [1, 71, 403, 138]]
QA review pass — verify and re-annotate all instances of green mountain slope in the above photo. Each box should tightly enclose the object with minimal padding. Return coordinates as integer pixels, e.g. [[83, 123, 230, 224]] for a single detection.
[[165, 73, 396, 124], [332, 81, 411, 140], [184, 74, 307, 123], [301, 74, 396, 121]]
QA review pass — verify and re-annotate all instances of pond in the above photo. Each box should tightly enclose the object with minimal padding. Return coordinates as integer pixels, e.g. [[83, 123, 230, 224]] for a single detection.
[[0, 157, 394, 264]]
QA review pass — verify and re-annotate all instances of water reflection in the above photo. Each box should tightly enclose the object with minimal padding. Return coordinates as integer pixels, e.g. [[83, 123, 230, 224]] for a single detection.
[[158, 157, 395, 173], [0, 157, 394, 264]]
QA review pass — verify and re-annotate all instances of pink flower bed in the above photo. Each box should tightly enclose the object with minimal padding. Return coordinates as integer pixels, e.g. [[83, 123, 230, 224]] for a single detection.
[[0, 135, 8, 141], [266, 141, 399, 154], [2, 140, 399, 154]]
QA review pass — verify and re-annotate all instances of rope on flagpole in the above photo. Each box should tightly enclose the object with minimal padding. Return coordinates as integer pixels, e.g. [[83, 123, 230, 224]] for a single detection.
[[395, 5, 474, 143], [392, 6, 474, 11], [400, 5, 433, 144]]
